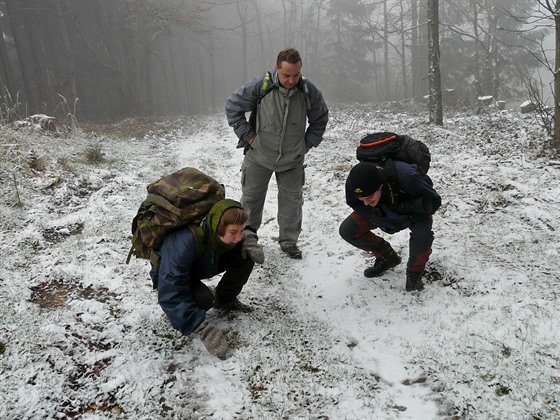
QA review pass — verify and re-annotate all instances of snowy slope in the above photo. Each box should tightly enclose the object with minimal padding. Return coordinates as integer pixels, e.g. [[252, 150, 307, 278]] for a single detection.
[[0, 106, 559, 419]]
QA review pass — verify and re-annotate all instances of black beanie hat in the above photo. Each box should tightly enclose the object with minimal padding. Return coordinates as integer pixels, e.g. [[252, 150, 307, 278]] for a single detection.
[[348, 162, 385, 197]]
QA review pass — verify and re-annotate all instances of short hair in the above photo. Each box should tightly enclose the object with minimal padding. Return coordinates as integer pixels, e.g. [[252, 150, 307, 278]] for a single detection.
[[217, 207, 248, 236], [277, 48, 302, 67]]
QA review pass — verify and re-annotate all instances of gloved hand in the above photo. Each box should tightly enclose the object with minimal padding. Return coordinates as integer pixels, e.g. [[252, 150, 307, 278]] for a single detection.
[[241, 229, 265, 264], [194, 319, 228, 359]]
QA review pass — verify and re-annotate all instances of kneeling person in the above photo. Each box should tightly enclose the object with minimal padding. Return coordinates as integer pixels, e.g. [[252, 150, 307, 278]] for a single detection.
[[152, 199, 264, 359], [339, 161, 441, 291]]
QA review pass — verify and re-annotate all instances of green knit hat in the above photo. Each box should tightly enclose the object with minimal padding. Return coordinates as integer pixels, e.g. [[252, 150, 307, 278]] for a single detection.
[[206, 199, 244, 251]]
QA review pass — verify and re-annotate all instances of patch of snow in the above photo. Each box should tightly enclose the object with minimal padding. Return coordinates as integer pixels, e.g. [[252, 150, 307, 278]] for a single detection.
[[0, 107, 559, 419]]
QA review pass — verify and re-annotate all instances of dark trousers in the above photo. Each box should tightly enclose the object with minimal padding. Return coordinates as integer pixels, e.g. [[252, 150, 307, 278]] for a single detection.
[[191, 242, 255, 310], [339, 211, 434, 273]]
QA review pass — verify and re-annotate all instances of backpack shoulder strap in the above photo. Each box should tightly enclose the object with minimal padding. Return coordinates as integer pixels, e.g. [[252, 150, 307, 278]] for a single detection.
[[144, 224, 205, 274], [382, 158, 403, 205], [188, 225, 206, 260], [297, 75, 311, 110], [258, 71, 276, 101], [248, 71, 276, 136]]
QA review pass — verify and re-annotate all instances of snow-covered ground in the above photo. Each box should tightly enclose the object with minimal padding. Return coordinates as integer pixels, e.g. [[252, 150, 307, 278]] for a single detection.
[[0, 105, 559, 419]]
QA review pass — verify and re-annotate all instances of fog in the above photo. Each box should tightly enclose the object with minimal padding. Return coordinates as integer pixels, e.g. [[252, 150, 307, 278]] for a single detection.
[[0, 0, 552, 121]]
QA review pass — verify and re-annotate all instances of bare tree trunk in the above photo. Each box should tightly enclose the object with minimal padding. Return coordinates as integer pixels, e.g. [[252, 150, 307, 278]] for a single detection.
[[33, 0, 56, 109], [309, 0, 326, 79], [411, 0, 423, 100], [372, 45, 380, 99], [142, 43, 154, 115], [197, 44, 208, 112], [334, 6, 344, 99], [251, 0, 267, 70], [399, 0, 408, 99], [554, 0, 560, 151], [281, 0, 298, 46], [282, 0, 288, 46], [471, 0, 482, 101], [481, 13, 498, 96], [4, 0, 42, 112], [53, 0, 77, 102], [383, 0, 390, 100], [427, 0, 443, 125], [167, 35, 182, 114], [182, 46, 195, 115], [235, 0, 249, 82], [121, 1, 143, 116], [208, 38, 218, 113], [0, 16, 16, 96], [489, 16, 500, 100]]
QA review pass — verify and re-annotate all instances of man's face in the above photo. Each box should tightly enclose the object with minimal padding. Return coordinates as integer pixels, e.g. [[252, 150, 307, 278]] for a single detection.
[[276, 61, 302, 90], [357, 186, 383, 207]]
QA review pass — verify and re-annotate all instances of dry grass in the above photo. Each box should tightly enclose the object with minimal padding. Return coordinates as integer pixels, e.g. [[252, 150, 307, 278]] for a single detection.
[[85, 142, 105, 164], [79, 116, 177, 140], [29, 280, 115, 310]]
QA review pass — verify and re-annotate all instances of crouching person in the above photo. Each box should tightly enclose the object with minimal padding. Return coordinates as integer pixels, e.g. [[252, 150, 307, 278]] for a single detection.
[[151, 199, 264, 359], [339, 161, 441, 291]]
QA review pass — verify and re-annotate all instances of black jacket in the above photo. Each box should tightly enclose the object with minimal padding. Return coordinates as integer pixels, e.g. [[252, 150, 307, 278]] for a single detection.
[[345, 160, 441, 233]]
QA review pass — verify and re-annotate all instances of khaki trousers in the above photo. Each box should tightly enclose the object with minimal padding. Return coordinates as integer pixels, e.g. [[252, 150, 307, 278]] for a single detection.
[[240, 158, 304, 246]]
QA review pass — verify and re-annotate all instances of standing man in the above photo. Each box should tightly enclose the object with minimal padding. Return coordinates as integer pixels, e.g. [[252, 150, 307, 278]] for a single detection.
[[225, 48, 329, 259], [339, 161, 441, 291]]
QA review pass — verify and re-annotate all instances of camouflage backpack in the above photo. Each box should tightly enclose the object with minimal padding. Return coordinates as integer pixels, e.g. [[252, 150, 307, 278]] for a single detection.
[[126, 167, 225, 268]]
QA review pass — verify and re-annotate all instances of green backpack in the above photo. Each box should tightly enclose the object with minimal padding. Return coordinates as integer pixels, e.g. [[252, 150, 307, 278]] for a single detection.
[[126, 167, 225, 269]]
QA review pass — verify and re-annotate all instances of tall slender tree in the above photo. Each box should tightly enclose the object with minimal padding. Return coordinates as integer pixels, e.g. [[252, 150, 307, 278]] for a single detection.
[[427, 0, 443, 125], [529, 0, 560, 151], [398, 0, 408, 99], [0, 9, 16, 101], [53, 0, 77, 106], [4, 0, 42, 112], [410, 0, 423, 100], [554, 0, 560, 151]]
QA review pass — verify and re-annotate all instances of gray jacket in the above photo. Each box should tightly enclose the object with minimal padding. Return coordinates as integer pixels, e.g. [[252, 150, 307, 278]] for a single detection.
[[225, 69, 329, 172]]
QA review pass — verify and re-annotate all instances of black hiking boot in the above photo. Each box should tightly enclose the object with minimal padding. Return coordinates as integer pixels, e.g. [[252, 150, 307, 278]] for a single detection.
[[364, 249, 402, 278], [280, 243, 303, 260], [405, 270, 424, 292], [214, 297, 253, 313]]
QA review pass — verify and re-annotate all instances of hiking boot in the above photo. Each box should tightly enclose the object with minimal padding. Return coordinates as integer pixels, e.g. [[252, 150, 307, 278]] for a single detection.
[[364, 249, 402, 278], [406, 270, 424, 292], [214, 297, 253, 313], [280, 243, 303, 259]]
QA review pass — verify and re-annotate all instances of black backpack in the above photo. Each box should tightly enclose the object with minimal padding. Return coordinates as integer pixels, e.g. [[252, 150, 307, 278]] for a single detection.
[[356, 132, 432, 192], [356, 132, 431, 173]]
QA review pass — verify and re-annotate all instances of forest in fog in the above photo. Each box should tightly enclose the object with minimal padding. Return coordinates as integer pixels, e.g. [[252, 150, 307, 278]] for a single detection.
[[0, 0, 553, 121], [1, 2, 560, 419]]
